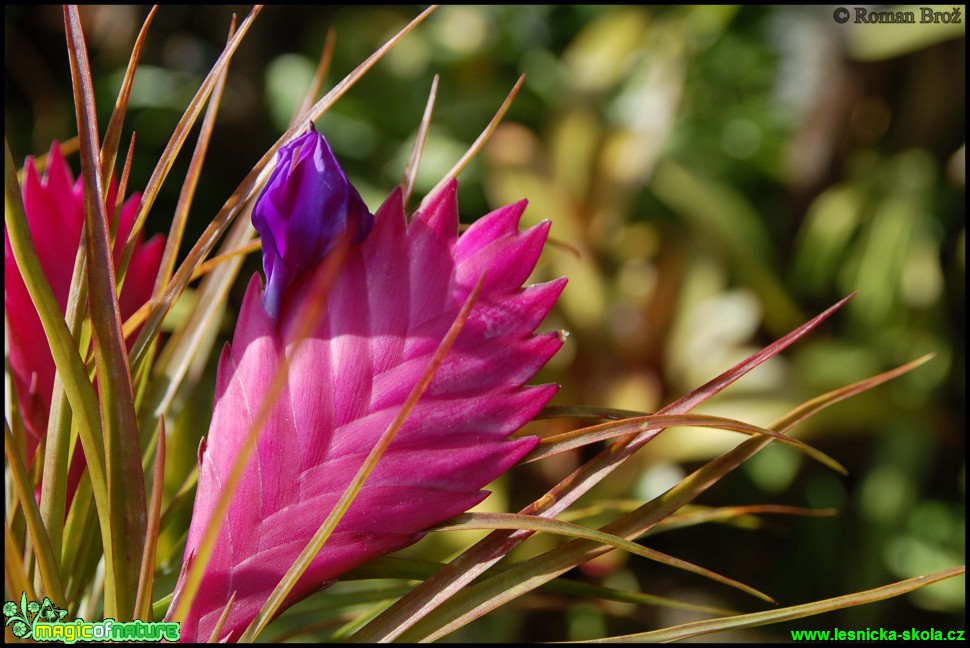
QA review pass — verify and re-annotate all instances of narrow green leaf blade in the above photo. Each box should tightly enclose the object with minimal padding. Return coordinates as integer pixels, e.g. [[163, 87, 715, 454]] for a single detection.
[[5, 421, 66, 604], [578, 567, 966, 642], [435, 513, 774, 603], [5, 521, 37, 603], [135, 417, 166, 621], [5, 139, 111, 604], [38, 240, 87, 570], [64, 5, 146, 620], [528, 412, 847, 474]]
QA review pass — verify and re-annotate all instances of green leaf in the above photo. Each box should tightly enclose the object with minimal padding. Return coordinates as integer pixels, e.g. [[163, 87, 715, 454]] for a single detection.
[[4, 424, 66, 607], [5, 139, 111, 609], [64, 6, 146, 620], [5, 523, 36, 604], [135, 418, 167, 621], [38, 241, 87, 577]]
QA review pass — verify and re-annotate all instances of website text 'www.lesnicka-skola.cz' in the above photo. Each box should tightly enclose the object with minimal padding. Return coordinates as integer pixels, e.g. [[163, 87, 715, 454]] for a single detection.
[[791, 627, 965, 641]]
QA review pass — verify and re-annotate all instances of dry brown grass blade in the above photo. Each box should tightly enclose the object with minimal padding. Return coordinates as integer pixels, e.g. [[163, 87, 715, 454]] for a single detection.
[[100, 6, 157, 184], [110, 132, 137, 244], [526, 412, 847, 474], [292, 26, 336, 128], [402, 74, 439, 208], [117, 6, 262, 285], [153, 14, 237, 297], [191, 240, 263, 281], [291, 6, 437, 135], [421, 74, 525, 208]]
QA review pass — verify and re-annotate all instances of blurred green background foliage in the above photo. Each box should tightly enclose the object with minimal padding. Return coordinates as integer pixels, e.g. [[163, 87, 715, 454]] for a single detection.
[[5, 5, 964, 641]]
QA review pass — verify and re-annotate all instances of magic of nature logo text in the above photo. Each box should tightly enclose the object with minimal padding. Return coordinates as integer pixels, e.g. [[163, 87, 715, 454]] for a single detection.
[[3, 593, 180, 644]]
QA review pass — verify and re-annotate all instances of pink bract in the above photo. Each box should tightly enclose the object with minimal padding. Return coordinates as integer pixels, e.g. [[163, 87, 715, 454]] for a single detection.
[[4, 142, 164, 483], [169, 171, 565, 641]]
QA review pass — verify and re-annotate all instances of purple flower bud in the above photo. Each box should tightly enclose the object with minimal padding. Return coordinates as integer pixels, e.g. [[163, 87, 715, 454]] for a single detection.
[[252, 127, 374, 317]]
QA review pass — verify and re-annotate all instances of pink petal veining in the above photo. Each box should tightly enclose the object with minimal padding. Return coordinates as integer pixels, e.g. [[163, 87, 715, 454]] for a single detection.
[[3, 142, 165, 486], [169, 169, 564, 641]]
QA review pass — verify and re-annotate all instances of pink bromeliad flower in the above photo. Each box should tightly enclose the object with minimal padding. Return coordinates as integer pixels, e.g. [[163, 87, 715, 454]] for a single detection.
[[4, 142, 164, 484], [168, 128, 565, 642]]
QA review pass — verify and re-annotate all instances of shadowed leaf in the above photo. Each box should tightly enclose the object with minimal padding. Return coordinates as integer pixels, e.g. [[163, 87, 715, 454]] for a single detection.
[[434, 512, 774, 603], [577, 567, 966, 642]]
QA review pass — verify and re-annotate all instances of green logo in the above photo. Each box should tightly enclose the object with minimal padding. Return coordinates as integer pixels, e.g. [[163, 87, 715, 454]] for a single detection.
[[3, 594, 180, 643], [3, 593, 68, 640]]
